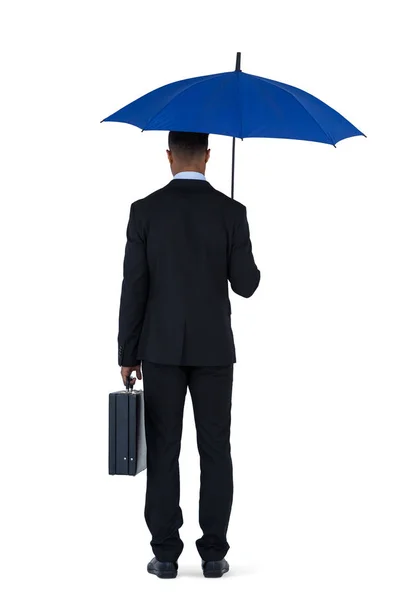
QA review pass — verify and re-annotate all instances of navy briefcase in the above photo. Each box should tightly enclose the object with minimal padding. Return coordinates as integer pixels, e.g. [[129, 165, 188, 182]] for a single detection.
[[109, 379, 146, 476]]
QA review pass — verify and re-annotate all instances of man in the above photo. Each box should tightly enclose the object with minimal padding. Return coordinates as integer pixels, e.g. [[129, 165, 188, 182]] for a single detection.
[[117, 131, 260, 578]]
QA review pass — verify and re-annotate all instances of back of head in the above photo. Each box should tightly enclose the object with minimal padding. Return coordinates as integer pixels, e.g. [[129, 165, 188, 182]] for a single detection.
[[167, 131, 210, 175], [168, 131, 209, 157]]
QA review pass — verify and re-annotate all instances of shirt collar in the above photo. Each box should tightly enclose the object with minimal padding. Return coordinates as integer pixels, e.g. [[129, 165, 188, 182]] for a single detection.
[[173, 171, 206, 181]]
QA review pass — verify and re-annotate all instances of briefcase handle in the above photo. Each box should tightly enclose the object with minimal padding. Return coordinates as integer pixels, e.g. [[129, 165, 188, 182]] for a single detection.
[[125, 376, 142, 393]]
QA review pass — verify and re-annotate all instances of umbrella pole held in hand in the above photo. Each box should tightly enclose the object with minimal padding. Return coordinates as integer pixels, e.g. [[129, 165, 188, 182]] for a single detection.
[[231, 52, 241, 199]]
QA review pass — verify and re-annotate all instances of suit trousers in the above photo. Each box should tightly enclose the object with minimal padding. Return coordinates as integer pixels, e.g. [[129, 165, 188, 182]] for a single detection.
[[141, 360, 234, 562]]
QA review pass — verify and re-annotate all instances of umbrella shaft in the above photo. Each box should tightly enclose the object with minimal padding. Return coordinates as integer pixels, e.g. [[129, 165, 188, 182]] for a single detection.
[[231, 52, 241, 199], [231, 137, 236, 199]]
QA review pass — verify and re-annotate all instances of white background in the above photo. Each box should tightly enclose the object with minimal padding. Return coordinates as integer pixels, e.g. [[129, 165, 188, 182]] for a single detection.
[[1, 1, 399, 598]]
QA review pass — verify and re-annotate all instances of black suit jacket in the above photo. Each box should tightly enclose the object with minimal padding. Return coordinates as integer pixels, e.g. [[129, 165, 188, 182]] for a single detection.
[[117, 178, 260, 367]]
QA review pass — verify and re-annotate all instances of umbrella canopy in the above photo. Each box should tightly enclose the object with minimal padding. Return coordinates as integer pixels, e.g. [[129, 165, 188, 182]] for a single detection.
[[101, 53, 366, 197]]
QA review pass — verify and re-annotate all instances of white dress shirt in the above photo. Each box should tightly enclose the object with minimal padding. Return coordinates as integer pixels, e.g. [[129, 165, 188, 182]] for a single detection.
[[173, 171, 206, 180]]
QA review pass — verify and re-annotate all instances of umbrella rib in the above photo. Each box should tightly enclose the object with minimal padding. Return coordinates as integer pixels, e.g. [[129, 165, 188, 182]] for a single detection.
[[293, 96, 336, 147], [142, 73, 223, 131], [251, 74, 336, 146]]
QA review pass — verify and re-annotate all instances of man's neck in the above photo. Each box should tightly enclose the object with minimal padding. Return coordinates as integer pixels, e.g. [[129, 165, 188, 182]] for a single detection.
[[174, 168, 204, 175]]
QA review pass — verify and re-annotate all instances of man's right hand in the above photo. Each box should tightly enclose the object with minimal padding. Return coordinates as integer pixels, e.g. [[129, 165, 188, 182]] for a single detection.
[[121, 364, 142, 388]]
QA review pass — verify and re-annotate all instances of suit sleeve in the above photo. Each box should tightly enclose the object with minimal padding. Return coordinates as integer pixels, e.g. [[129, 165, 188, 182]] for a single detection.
[[228, 205, 261, 298], [117, 203, 149, 366]]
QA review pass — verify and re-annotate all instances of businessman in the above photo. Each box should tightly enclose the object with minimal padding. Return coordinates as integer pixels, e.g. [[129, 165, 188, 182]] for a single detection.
[[117, 131, 260, 578]]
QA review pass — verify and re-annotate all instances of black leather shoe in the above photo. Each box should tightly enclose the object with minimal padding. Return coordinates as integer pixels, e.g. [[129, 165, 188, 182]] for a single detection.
[[201, 559, 229, 578], [147, 557, 178, 579]]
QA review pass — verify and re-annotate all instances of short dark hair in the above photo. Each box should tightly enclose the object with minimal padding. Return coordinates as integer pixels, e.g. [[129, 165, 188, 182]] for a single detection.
[[168, 131, 209, 158]]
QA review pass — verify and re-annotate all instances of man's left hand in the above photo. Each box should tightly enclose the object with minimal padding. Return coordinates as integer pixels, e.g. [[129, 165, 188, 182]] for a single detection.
[[121, 364, 142, 388]]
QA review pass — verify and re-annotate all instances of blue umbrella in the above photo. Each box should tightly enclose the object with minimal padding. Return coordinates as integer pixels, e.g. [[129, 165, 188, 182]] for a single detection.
[[101, 53, 366, 198]]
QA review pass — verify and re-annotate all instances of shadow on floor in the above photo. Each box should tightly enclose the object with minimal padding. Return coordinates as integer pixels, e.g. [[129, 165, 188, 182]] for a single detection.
[[178, 564, 258, 578]]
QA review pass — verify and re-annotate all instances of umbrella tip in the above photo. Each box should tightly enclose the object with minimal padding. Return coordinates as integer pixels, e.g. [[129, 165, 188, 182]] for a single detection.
[[235, 52, 241, 71]]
